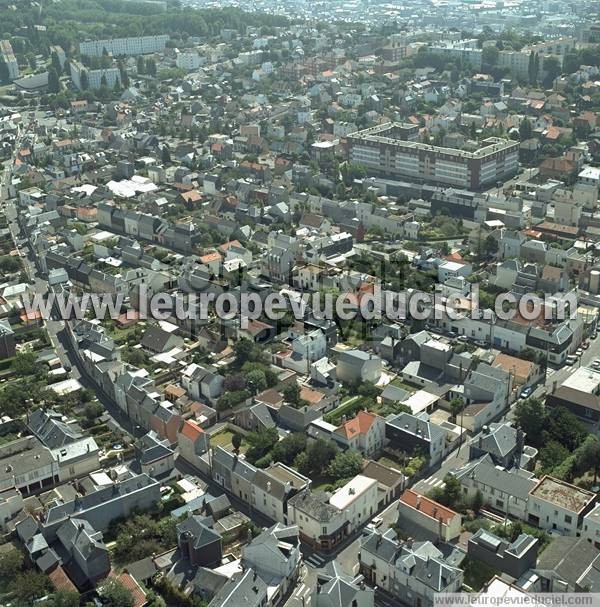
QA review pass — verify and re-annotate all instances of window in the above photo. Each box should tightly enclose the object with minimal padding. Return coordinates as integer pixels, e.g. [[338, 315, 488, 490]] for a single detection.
[[565, 515, 572, 524]]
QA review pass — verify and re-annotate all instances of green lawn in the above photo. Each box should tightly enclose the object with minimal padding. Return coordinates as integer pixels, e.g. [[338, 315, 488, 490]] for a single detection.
[[210, 429, 247, 454], [463, 557, 500, 591], [390, 378, 416, 392]]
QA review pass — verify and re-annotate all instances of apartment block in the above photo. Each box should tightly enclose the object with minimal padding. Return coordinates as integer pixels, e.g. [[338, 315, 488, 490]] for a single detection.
[[70, 59, 121, 91], [347, 123, 519, 190], [79, 34, 169, 57], [0, 40, 19, 80]]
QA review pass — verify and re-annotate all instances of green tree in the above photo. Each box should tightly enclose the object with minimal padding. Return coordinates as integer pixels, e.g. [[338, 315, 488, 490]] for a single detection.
[[245, 369, 267, 394], [471, 489, 483, 513], [48, 590, 81, 607], [232, 433, 242, 454], [271, 433, 307, 465], [48, 66, 61, 93], [442, 474, 463, 509], [327, 450, 364, 480], [50, 51, 62, 75], [0, 58, 9, 84], [513, 398, 545, 447], [80, 69, 89, 91], [12, 351, 38, 377], [544, 406, 587, 451], [542, 56, 561, 87], [145, 58, 157, 76], [283, 382, 301, 405], [482, 45, 499, 68], [0, 548, 24, 591], [100, 579, 134, 607], [519, 118, 533, 141], [10, 570, 52, 605], [539, 440, 569, 472], [449, 397, 464, 423], [483, 234, 499, 259], [245, 427, 279, 464]]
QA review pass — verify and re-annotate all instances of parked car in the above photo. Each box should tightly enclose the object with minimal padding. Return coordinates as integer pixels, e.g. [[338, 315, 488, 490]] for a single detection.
[[576, 348, 584, 357], [565, 355, 578, 366], [457, 335, 469, 342], [520, 386, 533, 399], [582, 341, 590, 350]]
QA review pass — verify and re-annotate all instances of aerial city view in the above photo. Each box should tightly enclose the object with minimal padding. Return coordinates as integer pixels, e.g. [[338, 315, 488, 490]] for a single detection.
[[1, 0, 600, 605]]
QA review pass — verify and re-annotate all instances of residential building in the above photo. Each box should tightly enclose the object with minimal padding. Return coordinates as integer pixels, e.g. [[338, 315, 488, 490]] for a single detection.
[[314, 562, 374, 607], [583, 503, 600, 549], [208, 568, 267, 607], [333, 410, 385, 457], [134, 430, 175, 477], [0, 319, 15, 359], [177, 515, 223, 567], [40, 473, 161, 540], [0, 40, 19, 80], [452, 454, 537, 520], [70, 59, 121, 91], [329, 475, 378, 532], [385, 412, 445, 465], [56, 517, 111, 584], [468, 529, 538, 578], [242, 523, 301, 601], [288, 490, 349, 552], [347, 123, 519, 190], [79, 35, 170, 57], [526, 475, 596, 535], [397, 490, 462, 541], [335, 350, 382, 384], [533, 536, 600, 592], [359, 530, 463, 607]]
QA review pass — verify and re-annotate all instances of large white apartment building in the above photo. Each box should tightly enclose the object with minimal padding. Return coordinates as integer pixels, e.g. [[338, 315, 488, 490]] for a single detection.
[[70, 60, 121, 91], [431, 37, 575, 79], [0, 40, 19, 81], [79, 35, 169, 57], [347, 123, 519, 190]]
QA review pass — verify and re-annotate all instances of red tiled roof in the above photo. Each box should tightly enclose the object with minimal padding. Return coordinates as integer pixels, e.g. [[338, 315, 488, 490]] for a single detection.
[[336, 410, 378, 439], [49, 565, 78, 594], [180, 419, 204, 441], [400, 489, 459, 524]]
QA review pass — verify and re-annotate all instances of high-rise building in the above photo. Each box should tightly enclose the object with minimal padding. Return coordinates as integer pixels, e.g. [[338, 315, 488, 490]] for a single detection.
[[0, 40, 19, 81], [347, 123, 519, 190], [79, 34, 169, 57]]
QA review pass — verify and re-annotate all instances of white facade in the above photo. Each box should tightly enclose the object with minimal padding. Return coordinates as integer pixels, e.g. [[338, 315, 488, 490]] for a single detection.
[[80, 35, 169, 57], [292, 329, 327, 362], [176, 51, 203, 71], [526, 477, 595, 536], [0, 488, 23, 530], [329, 475, 378, 532], [583, 503, 600, 549], [0, 40, 19, 81], [70, 60, 121, 91]]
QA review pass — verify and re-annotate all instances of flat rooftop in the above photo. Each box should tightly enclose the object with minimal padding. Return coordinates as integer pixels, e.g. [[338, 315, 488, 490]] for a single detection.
[[266, 463, 309, 489], [348, 122, 518, 159], [530, 475, 595, 513], [329, 475, 377, 510], [561, 367, 600, 395]]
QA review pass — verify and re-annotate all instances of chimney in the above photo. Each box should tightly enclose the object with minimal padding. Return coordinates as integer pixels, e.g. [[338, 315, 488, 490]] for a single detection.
[[416, 495, 421, 510], [407, 537, 413, 549]]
